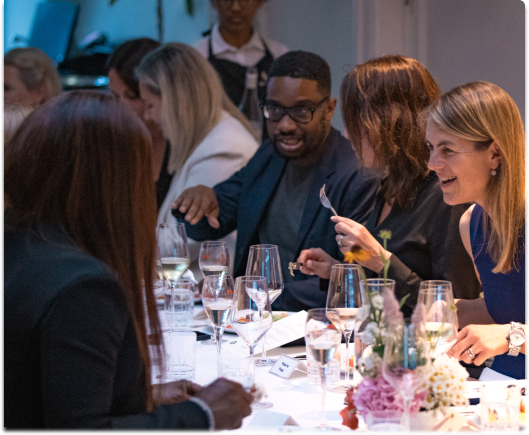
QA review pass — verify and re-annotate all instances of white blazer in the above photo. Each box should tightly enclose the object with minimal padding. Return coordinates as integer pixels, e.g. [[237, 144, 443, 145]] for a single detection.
[[157, 111, 258, 278]]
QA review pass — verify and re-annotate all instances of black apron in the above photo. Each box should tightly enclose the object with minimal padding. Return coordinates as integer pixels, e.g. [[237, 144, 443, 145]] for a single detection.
[[205, 30, 274, 141]]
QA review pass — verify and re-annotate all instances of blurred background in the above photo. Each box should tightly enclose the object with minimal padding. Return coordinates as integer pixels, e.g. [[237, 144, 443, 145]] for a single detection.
[[4, 0, 524, 131]]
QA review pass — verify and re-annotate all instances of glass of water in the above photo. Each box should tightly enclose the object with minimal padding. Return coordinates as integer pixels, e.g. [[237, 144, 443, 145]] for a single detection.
[[480, 383, 521, 431], [162, 330, 196, 382], [164, 279, 194, 329], [218, 357, 254, 391]]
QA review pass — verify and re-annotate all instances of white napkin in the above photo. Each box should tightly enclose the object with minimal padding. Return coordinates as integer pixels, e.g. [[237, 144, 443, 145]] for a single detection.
[[248, 410, 299, 427], [479, 367, 516, 381]]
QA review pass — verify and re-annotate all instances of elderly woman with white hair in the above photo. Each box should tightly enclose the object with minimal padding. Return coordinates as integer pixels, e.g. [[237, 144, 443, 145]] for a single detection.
[[136, 42, 258, 277]]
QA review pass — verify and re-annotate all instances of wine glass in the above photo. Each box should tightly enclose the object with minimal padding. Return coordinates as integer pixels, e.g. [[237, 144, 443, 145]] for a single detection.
[[158, 223, 190, 329], [245, 244, 284, 367], [199, 241, 230, 345], [418, 280, 458, 357], [305, 308, 342, 430], [326, 264, 362, 392], [202, 275, 235, 369], [154, 247, 166, 302], [382, 320, 431, 431], [231, 276, 274, 410]]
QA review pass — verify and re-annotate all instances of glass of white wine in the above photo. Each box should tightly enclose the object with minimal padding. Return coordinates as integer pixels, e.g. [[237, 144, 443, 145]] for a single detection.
[[245, 244, 283, 367], [418, 280, 458, 357], [158, 223, 190, 328], [305, 308, 342, 430], [202, 275, 235, 368], [231, 276, 274, 410], [326, 264, 362, 392]]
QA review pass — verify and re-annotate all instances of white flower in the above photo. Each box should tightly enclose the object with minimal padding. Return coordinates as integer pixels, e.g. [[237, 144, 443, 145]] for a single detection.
[[362, 322, 379, 345], [357, 305, 370, 322], [371, 294, 383, 310]]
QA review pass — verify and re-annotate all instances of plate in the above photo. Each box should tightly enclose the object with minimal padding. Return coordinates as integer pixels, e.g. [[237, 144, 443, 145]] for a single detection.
[[224, 311, 295, 334]]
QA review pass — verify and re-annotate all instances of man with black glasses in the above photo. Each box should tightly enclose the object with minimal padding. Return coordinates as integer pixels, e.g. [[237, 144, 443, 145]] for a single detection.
[[173, 51, 379, 311]]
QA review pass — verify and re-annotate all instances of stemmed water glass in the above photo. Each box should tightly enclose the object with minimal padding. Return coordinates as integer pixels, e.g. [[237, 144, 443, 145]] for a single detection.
[[231, 276, 274, 410], [245, 244, 284, 366], [305, 308, 342, 430], [199, 241, 230, 345], [382, 320, 431, 431], [202, 275, 235, 369], [326, 264, 362, 392], [158, 223, 190, 324], [418, 280, 458, 357]]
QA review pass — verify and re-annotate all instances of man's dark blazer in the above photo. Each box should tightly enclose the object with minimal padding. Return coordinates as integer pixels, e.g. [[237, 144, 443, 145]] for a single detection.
[[181, 127, 380, 311]]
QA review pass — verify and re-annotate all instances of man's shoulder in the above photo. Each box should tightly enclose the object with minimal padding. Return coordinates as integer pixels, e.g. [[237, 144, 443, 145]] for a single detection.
[[261, 35, 289, 59]]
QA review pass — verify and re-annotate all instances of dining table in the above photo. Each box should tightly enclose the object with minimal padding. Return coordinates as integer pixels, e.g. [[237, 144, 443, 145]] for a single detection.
[[154, 303, 523, 432]]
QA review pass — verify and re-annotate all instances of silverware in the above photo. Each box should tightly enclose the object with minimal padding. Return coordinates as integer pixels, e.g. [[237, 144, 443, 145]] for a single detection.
[[319, 184, 337, 216]]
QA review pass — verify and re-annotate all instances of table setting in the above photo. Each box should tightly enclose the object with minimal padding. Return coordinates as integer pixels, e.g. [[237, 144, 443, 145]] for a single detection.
[[154, 223, 525, 431]]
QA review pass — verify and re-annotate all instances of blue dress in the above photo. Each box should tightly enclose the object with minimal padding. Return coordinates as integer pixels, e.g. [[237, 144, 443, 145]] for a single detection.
[[469, 204, 525, 379]]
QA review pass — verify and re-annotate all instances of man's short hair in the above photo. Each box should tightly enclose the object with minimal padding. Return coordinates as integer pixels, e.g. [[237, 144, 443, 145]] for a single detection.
[[268, 51, 331, 96]]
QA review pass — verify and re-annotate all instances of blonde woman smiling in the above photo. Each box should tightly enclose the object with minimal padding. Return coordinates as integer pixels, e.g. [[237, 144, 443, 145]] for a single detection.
[[426, 81, 525, 379]]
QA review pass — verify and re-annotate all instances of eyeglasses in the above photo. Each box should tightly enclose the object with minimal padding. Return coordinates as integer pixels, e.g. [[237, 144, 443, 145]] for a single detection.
[[261, 97, 329, 124], [215, 0, 255, 8]]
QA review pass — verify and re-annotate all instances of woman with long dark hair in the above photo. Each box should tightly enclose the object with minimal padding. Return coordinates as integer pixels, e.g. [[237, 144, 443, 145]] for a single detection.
[[4, 91, 252, 428]]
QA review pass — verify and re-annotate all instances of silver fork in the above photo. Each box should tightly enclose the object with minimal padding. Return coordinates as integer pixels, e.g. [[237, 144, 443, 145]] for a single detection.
[[319, 184, 338, 216]]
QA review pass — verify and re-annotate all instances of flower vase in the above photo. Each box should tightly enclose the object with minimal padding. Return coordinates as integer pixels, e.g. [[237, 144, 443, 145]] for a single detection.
[[409, 409, 440, 431]]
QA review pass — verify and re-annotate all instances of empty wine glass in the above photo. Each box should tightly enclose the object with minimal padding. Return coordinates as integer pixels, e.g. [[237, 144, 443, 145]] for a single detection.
[[199, 241, 230, 346], [418, 280, 458, 357], [158, 223, 190, 328], [326, 264, 362, 392], [231, 276, 274, 410], [246, 244, 284, 367], [305, 308, 342, 430], [202, 275, 235, 369], [382, 320, 431, 431]]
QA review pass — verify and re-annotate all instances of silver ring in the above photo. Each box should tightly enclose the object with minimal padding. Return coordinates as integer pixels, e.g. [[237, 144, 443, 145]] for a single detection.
[[467, 347, 476, 360], [337, 235, 343, 247]]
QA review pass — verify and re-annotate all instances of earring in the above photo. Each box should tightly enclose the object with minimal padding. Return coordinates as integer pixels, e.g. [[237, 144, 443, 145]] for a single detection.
[[491, 168, 497, 176]]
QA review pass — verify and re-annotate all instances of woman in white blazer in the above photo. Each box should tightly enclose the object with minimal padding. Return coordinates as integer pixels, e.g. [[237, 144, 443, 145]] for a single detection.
[[137, 42, 258, 277]]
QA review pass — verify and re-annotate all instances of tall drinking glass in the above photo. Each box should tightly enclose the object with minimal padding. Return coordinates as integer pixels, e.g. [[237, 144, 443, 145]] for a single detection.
[[158, 223, 190, 329], [246, 244, 283, 367], [326, 264, 362, 392], [231, 276, 274, 410], [382, 320, 431, 431], [418, 280, 458, 357], [305, 308, 342, 430], [199, 241, 230, 345], [202, 275, 235, 369]]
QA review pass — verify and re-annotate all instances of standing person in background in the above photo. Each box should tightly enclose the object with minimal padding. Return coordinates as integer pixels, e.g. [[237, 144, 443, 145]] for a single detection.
[[136, 42, 258, 278], [298, 55, 481, 317], [4, 91, 253, 429], [4, 47, 62, 107], [426, 81, 525, 380], [106, 38, 170, 211], [194, 0, 288, 108]]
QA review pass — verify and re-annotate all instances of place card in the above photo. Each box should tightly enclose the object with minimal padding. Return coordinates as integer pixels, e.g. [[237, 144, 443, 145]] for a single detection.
[[223, 311, 308, 358], [248, 410, 299, 427], [269, 355, 301, 379]]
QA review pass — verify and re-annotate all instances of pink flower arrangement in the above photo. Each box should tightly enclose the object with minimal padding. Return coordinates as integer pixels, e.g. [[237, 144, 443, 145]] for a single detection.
[[352, 367, 428, 420]]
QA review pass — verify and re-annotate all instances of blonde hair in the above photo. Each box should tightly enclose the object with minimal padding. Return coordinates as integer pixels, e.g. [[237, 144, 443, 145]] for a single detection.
[[4, 104, 33, 144], [426, 81, 525, 273], [136, 42, 253, 174], [4, 47, 62, 101]]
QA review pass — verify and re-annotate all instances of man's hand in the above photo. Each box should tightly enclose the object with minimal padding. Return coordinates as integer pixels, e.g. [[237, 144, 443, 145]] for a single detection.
[[448, 324, 511, 366], [152, 380, 203, 405], [195, 378, 253, 430], [172, 185, 220, 228], [297, 248, 339, 279]]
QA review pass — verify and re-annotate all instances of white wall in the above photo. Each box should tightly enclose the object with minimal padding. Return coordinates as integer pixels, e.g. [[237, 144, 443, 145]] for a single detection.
[[426, 0, 525, 120]]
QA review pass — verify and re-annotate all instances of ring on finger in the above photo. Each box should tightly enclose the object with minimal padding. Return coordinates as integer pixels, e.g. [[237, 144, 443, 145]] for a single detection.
[[467, 347, 476, 360], [337, 235, 344, 247]]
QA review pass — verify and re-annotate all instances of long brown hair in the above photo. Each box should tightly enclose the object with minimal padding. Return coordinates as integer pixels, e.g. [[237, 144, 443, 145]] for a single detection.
[[426, 82, 525, 273], [4, 91, 162, 410], [341, 55, 441, 208]]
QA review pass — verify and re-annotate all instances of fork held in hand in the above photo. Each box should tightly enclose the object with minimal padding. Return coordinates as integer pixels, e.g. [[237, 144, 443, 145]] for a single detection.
[[319, 184, 338, 216]]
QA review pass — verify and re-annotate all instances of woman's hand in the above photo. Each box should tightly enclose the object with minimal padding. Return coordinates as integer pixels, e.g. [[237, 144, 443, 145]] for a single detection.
[[448, 324, 511, 366], [152, 379, 203, 405], [331, 216, 391, 273], [297, 248, 340, 279]]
